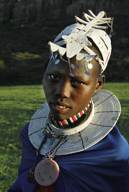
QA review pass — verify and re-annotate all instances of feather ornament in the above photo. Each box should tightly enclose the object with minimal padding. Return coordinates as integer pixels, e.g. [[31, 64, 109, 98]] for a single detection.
[[76, 10, 112, 33], [48, 10, 112, 72], [48, 42, 66, 56], [62, 31, 92, 58]]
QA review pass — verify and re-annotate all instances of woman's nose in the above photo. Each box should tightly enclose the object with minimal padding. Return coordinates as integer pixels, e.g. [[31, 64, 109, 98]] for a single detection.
[[56, 79, 71, 98]]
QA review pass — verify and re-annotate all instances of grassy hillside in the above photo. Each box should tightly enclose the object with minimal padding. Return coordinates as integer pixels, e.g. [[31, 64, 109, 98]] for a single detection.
[[0, 83, 129, 191]]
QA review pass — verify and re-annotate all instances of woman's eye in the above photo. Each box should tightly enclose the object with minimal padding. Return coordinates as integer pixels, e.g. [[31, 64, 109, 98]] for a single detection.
[[71, 79, 87, 88], [72, 80, 82, 88]]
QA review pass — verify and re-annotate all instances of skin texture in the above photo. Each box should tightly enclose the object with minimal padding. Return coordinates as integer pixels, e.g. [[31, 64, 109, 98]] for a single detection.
[[43, 52, 103, 121]]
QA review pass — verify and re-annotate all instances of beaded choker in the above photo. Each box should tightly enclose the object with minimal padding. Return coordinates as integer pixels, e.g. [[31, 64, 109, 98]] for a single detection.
[[50, 101, 92, 128]]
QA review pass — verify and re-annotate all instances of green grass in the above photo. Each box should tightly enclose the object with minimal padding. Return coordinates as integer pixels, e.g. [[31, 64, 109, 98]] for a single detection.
[[0, 83, 129, 191]]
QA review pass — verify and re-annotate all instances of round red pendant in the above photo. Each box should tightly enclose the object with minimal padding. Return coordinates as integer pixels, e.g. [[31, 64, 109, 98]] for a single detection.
[[34, 158, 60, 186]]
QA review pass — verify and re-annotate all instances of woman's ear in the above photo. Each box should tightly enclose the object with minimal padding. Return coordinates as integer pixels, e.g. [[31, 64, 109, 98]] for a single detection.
[[95, 75, 104, 91]]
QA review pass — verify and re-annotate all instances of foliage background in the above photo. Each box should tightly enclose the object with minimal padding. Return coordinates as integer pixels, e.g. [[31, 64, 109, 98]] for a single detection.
[[0, 0, 129, 84]]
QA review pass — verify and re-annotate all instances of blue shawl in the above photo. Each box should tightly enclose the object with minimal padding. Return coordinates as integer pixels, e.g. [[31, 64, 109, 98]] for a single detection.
[[8, 124, 129, 192]]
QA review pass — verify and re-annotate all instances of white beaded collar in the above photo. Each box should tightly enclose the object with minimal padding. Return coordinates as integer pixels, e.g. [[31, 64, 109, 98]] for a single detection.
[[28, 89, 121, 156]]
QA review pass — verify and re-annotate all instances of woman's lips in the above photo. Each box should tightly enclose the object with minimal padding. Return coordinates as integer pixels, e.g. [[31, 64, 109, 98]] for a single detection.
[[51, 103, 71, 114]]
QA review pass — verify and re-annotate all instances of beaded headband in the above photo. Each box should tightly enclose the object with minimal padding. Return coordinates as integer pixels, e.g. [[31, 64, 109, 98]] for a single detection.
[[48, 10, 113, 73]]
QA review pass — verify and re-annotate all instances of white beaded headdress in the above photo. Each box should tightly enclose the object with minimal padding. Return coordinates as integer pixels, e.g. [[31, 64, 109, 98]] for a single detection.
[[48, 10, 113, 73]]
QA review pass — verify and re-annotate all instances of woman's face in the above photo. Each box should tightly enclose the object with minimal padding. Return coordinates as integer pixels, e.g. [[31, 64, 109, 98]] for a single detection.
[[43, 55, 102, 120]]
